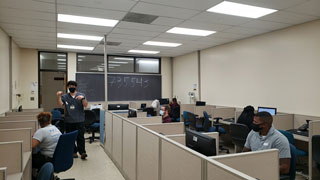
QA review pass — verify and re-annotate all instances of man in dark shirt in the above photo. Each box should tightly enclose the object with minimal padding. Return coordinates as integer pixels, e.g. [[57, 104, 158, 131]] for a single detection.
[[160, 105, 172, 123], [56, 80, 88, 159], [169, 98, 180, 121]]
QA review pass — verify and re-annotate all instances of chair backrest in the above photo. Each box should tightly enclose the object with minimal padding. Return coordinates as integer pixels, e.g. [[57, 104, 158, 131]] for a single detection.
[[203, 111, 211, 132], [229, 123, 250, 148], [183, 111, 189, 121], [289, 144, 296, 180], [91, 108, 100, 122], [37, 162, 54, 180], [188, 112, 197, 130], [278, 130, 295, 145], [51, 110, 62, 120], [312, 135, 320, 164], [52, 130, 78, 173], [171, 106, 180, 119], [84, 110, 96, 127], [54, 108, 64, 115]]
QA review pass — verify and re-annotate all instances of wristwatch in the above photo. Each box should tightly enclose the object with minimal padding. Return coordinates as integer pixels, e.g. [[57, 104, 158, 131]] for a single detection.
[[81, 97, 86, 101]]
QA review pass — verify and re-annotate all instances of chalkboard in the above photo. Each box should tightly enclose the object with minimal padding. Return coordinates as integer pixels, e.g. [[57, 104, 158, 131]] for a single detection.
[[76, 73, 161, 101]]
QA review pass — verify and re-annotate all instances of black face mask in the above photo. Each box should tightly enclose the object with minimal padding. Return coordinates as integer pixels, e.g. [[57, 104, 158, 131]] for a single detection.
[[252, 123, 263, 132], [69, 88, 76, 93]]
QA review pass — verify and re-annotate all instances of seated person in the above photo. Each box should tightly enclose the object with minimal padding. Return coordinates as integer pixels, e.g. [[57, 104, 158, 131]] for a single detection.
[[237, 105, 255, 130], [160, 105, 172, 123], [169, 98, 180, 121], [32, 112, 62, 170], [243, 112, 291, 175], [151, 99, 160, 116]]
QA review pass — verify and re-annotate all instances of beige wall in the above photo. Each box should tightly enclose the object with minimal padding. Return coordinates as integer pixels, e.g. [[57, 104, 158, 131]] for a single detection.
[[173, 52, 199, 104], [0, 28, 10, 114], [11, 41, 21, 109], [173, 19, 320, 116], [19, 48, 38, 109], [161, 57, 172, 99]]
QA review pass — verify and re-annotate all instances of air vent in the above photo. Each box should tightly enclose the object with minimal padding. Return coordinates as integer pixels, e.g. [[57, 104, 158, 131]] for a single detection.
[[122, 12, 158, 24], [99, 41, 121, 46]]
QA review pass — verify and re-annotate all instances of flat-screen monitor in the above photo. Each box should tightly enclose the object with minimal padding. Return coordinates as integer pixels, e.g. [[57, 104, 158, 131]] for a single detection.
[[196, 101, 206, 106], [159, 98, 169, 105], [140, 103, 146, 109], [108, 104, 129, 110], [128, 109, 137, 118], [185, 128, 216, 156], [257, 107, 277, 115]]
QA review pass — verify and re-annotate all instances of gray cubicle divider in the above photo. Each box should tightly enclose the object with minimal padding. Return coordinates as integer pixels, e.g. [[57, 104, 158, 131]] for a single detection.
[[0, 115, 36, 121], [104, 111, 265, 180], [212, 107, 236, 119], [5, 111, 39, 117], [272, 114, 294, 130], [194, 105, 216, 117], [0, 120, 38, 134]]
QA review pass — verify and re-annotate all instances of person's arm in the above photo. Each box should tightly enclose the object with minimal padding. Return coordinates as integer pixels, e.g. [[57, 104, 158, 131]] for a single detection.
[[76, 95, 88, 108], [56, 91, 64, 107], [32, 138, 40, 149], [280, 158, 290, 174], [242, 147, 251, 152]]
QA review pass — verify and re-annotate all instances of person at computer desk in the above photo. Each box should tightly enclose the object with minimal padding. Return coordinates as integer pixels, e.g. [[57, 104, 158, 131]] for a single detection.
[[160, 105, 172, 123], [243, 111, 291, 175], [237, 105, 255, 130], [169, 98, 180, 119], [32, 112, 62, 170]]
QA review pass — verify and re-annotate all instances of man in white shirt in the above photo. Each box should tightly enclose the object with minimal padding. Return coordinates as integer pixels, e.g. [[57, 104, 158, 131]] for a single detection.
[[32, 112, 62, 170], [151, 99, 160, 116]]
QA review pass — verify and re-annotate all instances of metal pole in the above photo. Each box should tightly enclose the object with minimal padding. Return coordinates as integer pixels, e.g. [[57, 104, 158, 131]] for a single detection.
[[104, 35, 108, 103]]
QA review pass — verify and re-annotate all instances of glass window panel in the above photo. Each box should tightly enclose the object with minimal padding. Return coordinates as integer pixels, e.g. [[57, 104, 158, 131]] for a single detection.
[[40, 52, 67, 71], [108, 56, 134, 73], [135, 58, 160, 73], [77, 54, 104, 72]]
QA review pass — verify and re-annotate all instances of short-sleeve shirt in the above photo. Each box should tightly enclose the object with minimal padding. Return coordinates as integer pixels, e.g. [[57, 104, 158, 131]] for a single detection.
[[61, 92, 86, 123], [244, 126, 291, 159], [33, 124, 62, 158]]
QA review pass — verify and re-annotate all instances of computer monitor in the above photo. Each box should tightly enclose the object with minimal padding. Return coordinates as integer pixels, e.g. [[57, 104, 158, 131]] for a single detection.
[[159, 98, 169, 105], [128, 109, 137, 118], [185, 128, 216, 156], [196, 101, 206, 106], [140, 103, 146, 109], [108, 104, 129, 110], [257, 107, 277, 115]]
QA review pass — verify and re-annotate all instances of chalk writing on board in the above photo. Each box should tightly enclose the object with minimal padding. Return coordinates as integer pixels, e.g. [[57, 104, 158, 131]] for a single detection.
[[108, 76, 150, 88]]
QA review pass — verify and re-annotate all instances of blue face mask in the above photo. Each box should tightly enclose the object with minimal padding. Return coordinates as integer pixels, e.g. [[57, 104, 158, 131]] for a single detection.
[[160, 110, 164, 116]]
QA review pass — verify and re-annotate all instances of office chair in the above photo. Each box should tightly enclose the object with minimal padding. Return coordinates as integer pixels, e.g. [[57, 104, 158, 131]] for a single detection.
[[91, 108, 101, 122], [171, 106, 180, 122], [84, 110, 100, 143], [278, 130, 308, 157], [183, 111, 190, 126], [229, 123, 250, 152], [312, 135, 320, 171], [203, 111, 214, 132], [280, 144, 296, 180], [54, 108, 64, 115], [188, 112, 203, 131], [52, 130, 78, 180], [37, 162, 54, 180], [51, 109, 65, 133], [212, 117, 229, 154]]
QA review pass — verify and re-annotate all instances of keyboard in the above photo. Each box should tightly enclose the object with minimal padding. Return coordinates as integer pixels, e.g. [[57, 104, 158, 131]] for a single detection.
[[223, 118, 235, 123], [287, 129, 308, 137]]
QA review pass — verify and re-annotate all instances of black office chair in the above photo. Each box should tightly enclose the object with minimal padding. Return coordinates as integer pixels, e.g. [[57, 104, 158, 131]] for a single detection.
[[84, 110, 100, 143], [188, 112, 203, 131], [170, 106, 180, 122], [91, 108, 100, 122], [229, 123, 250, 152], [312, 135, 320, 171], [212, 117, 229, 154]]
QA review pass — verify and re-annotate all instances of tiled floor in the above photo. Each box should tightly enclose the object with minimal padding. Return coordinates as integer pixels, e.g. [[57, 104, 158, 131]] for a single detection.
[[58, 136, 124, 180]]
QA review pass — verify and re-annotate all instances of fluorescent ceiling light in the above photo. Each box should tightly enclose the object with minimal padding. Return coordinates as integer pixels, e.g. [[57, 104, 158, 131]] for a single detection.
[[57, 54, 66, 57], [78, 55, 86, 58], [128, 50, 160, 54], [57, 44, 94, 51], [113, 57, 134, 61], [109, 64, 121, 67], [137, 60, 158, 64], [58, 14, 118, 27], [109, 61, 128, 64], [207, 1, 277, 18], [143, 41, 181, 47], [78, 59, 83, 62], [57, 62, 66, 65], [57, 33, 103, 41], [57, 59, 66, 61], [108, 67, 115, 68], [167, 27, 215, 36]]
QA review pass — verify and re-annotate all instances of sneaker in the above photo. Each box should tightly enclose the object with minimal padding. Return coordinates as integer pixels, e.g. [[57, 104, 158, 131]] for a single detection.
[[80, 153, 88, 160], [73, 153, 78, 158]]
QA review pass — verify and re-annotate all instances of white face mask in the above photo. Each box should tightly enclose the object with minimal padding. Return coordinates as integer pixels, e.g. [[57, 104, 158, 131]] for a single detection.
[[160, 110, 164, 116]]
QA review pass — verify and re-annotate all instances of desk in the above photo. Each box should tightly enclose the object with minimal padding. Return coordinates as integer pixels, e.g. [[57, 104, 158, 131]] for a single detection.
[[209, 118, 232, 126], [293, 134, 309, 142]]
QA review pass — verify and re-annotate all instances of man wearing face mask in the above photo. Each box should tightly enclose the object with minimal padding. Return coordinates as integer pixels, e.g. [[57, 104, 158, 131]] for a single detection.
[[243, 111, 291, 175], [56, 80, 88, 160], [160, 105, 171, 123]]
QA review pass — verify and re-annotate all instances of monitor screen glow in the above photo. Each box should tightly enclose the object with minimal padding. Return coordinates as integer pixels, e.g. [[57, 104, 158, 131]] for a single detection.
[[257, 107, 277, 115]]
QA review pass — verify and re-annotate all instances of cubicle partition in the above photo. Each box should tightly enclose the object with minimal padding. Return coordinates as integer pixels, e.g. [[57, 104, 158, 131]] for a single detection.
[[103, 110, 274, 180], [194, 105, 216, 117], [5, 111, 39, 117], [212, 107, 236, 119], [0, 167, 6, 180], [180, 104, 195, 121], [129, 116, 162, 125], [0, 120, 38, 134], [0, 115, 36, 121], [272, 114, 294, 130]]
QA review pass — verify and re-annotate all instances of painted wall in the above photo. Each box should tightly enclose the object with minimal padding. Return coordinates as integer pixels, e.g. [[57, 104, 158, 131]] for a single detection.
[[173, 52, 199, 104], [161, 57, 172, 99], [0, 28, 10, 114], [11, 40, 21, 109]]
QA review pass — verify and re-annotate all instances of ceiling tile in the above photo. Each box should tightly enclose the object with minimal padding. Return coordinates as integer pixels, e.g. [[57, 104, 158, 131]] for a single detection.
[[0, 0, 55, 13], [0, 16, 55, 28], [0, 7, 55, 21], [178, 20, 232, 32], [260, 10, 318, 24], [116, 22, 171, 33], [191, 12, 252, 26], [131, 2, 200, 19], [240, 20, 291, 31], [57, 4, 126, 20], [57, 0, 137, 11], [107, 33, 151, 41], [151, 17, 184, 26], [111, 27, 161, 37], [209, 32, 248, 40], [57, 22, 113, 34], [286, 0, 320, 17], [139, 0, 222, 11], [223, 26, 269, 36], [0, 23, 56, 33]]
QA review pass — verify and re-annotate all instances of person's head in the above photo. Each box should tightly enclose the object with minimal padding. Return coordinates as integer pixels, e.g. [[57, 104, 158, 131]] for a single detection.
[[160, 105, 170, 116], [67, 80, 77, 93], [252, 111, 273, 133], [37, 112, 52, 128], [244, 105, 254, 112], [172, 98, 177, 103]]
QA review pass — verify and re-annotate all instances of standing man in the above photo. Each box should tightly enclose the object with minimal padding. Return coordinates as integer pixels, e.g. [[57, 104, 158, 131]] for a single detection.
[[56, 80, 88, 159]]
